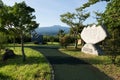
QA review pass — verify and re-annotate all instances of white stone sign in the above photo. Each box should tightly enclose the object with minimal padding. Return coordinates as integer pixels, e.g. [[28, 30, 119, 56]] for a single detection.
[[81, 25, 107, 44], [81, 25, 107, 55]]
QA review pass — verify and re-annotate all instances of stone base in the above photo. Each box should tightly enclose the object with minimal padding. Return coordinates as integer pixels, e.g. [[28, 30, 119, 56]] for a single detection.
[[81, 44, 103, 55]]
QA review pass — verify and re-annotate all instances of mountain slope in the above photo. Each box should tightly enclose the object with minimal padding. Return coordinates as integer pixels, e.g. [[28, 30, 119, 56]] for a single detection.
[[35, 25, 70, 35]]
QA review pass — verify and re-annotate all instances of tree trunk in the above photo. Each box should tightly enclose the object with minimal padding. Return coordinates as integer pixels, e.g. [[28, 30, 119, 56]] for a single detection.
[[13, 36, 15, 49], [74, 32, 78, 49], [21, 34, 26, 61], [74, 39, 78, 49]]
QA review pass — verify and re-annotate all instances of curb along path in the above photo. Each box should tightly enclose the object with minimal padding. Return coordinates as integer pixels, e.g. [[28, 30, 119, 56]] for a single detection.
[[31, 46, 112, 80]]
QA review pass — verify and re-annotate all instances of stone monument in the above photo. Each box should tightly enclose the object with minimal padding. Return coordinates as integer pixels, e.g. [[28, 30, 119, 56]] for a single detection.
[[81, 25, 107, 55]]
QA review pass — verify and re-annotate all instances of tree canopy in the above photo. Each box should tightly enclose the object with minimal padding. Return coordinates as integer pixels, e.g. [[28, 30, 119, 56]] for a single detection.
[[0, 1, 39, 61], [0, 0, 3, 8], [60, 5, 89, 48], [93, 0, 120, 63]]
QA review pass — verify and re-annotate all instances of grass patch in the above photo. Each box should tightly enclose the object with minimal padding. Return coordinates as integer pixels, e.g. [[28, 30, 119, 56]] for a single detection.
[[59, 47, 120, 80], [0, 47, 51, 80], [47, 42, 59, 45]]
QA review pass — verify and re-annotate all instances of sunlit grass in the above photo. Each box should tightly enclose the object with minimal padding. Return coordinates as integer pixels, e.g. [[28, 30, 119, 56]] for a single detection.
[[0, 47, 51, 80], [47, 42, 59, 45]]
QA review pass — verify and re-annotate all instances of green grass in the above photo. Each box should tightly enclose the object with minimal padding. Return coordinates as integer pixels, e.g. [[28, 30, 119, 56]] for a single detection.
[[47, 42, 59, 45], [59, 47, 120, 80], [0, 47, 51, 80]]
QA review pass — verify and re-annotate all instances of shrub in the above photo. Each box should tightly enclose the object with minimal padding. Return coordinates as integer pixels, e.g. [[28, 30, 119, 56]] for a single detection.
[[0, 32, 7, 53], [103, 38, 120, 64], [59, 35, 73, 48]]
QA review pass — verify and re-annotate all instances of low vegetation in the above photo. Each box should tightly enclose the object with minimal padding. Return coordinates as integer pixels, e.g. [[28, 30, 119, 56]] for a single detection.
[[59, 46, 120, 80], [0, 47, 51, 80]]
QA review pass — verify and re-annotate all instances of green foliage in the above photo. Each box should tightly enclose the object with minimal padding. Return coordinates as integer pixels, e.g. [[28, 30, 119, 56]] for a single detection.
[[95, 0, 120, 64], [43, 35, 59, 43], [0, 0, 3, 8], [102, 0, 120, 30], [103, 35, 120, 64], [0, 32, 7, 52], [12, 2, 39, 32], [60, 12, 75, 27], [57, 29, 65, 37], [60, 7, 89, 48], [60, 10, 89, 28], [59, 35, 74, 48], [0, 1, 39, 61], [92, 0, 120, 64], [80, 0, 110, 10]]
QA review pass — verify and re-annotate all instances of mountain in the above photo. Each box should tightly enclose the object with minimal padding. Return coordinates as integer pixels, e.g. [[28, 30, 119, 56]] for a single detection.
[[35, 25, 70, 35]]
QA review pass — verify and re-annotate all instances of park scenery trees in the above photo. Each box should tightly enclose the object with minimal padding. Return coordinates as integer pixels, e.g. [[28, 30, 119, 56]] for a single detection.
[[0, 1, 39, 61], [60, 0, 120, 64], [99, 0, 120, 64], [89, 0, 120, 64], [0, 0, 120, 80], [59, 0, 120, 79], [60, 8, 89, 49]]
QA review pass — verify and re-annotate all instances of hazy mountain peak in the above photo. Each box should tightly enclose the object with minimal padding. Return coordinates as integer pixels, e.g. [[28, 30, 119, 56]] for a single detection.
[[35, 25, 70, 35]]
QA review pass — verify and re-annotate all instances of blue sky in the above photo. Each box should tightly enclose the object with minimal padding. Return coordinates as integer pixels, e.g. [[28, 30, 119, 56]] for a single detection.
[[2, 0, 107, 27]]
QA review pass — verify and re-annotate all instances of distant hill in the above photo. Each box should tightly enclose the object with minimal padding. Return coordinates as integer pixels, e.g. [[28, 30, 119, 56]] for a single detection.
[[35, 25, 70, 35]]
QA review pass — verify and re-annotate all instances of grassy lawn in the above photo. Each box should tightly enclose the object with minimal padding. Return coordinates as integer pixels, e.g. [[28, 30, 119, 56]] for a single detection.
[[0, 47, 51, 80], [59, 47, 120, 80], [47, 42, 60, 45]]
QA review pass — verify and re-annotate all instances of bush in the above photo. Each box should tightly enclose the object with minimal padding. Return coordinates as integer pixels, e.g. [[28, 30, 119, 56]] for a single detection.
[[103, 38, 120, 64], [43, 35, 59, 43], [0, 32, 7, 52], [59, 35, 74, 48]]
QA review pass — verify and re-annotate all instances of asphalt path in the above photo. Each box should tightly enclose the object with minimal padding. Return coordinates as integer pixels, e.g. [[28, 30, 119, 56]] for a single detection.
[[31, 46, 112, 80]]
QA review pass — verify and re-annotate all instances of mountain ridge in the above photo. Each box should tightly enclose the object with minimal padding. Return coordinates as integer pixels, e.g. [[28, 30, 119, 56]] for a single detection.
[[35, 25, 70, 35]]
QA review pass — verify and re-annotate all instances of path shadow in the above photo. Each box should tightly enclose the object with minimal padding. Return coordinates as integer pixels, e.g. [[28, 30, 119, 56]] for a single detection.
[[30, 46, 88, 65], [30, 45, 113, 80], [43, 56, 88, 65]]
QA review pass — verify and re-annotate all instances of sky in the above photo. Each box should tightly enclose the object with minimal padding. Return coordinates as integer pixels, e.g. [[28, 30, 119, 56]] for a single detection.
[[2, 0, 107, 27]]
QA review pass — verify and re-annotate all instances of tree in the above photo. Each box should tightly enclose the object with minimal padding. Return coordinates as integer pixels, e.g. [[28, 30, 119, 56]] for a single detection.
[[0, 0, 3, 8], [78, 0, 120, 64], [80, 0, 110, 10], [97, 0, 120, 64], [60, 8, 89, 49], [59, 35, 73, 48], [0, 3, 10, 53], [89, 0, 119, 64], [57, 29, 65, 42], [0, 2, 39, 61], [11, 2, 39, 61], [58, 29, 65, 37], [0, 5, 18, 49], [0, 32, 7, 53]]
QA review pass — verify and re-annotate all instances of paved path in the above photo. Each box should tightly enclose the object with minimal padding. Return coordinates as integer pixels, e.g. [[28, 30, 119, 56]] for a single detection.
[[31, 46, 112, 80]]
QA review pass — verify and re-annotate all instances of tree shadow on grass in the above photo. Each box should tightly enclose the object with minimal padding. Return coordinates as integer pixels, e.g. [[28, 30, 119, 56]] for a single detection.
[[0, 73, 14, 80], [0, 51, 49, 80], [0, 54, 47, 67], [30, 45, 113, 80]]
